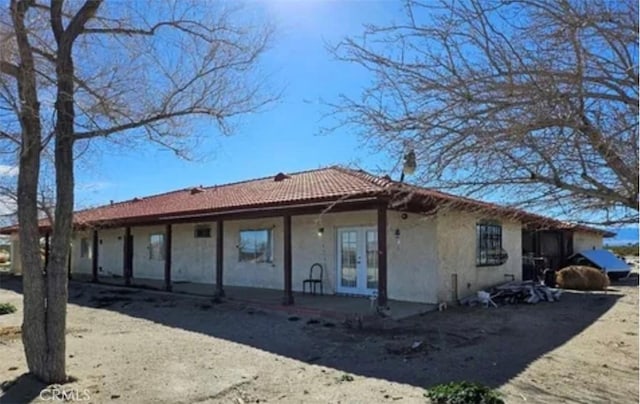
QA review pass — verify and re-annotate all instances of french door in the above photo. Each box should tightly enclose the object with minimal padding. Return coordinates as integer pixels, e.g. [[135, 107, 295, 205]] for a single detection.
[[336, 227, 378, 295]]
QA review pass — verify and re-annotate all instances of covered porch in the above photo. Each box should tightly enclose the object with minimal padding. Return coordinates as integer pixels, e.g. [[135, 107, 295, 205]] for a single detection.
[[81, 200, 397, 308], [75, 274, 435, 320]]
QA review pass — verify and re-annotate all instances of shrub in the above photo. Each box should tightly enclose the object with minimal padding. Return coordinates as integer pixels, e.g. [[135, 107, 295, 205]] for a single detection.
[[425, 381, 504, 404], [0, 303, 17, 315], [556, 265, 610, 291]]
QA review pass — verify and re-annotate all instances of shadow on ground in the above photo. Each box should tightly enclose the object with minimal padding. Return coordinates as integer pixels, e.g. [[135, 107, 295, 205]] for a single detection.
[[0, 373, 46, 404], [1, 273, 634, 391]]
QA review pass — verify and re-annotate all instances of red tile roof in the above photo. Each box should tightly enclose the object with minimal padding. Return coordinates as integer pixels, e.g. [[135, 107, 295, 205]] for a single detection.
[[0, 166, 613, 236]]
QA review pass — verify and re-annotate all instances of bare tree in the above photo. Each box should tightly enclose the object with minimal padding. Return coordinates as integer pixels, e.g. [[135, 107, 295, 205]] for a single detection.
[[328, 0, 638, 225], [0, 0, 274, 383]]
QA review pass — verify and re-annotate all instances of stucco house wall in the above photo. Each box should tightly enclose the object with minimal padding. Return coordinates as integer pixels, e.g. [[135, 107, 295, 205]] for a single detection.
[[97, 228, 124, 277], [291, 210, 379, 294], [71, 230, 92, 275], [387, 211, 439, 304], [172, 222, 216, 283], [68, 208, 512, 304], [436, 210, 522, 302], [223, 217, 284, 289], [573, 231, 603, 253], [131, 225, 165, 280]]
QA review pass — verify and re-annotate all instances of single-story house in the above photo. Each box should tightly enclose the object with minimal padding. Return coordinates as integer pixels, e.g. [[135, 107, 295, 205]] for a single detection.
[[1, 167, 613, 306]]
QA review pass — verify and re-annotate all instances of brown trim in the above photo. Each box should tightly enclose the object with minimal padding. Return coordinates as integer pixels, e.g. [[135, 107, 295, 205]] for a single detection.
[[566, 231, 574, 256], [91, 230, 99, 282], [164, 224, 172, 291], [124, 226, 132, 285], [377, 204, 388, 307], [282, 214, 294, 305], [44, 232, 50, 270], [215, 220, 225, 297]]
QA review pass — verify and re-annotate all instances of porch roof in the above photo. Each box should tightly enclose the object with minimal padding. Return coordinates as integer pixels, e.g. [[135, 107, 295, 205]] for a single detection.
[[0, 166, 613, 236]]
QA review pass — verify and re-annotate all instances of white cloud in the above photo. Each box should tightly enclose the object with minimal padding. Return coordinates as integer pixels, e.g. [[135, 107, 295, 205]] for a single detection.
[[77, 181, 112, 192], [0, 165, 18, 177]]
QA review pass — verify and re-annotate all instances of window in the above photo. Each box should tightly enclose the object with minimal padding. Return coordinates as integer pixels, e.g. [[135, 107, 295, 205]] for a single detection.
[[238, 229, 273, 263], [476, 222, 507, 266], [149, 233, 165, 260], [80, 238, 91, 259], [194, 225, 211, 238]]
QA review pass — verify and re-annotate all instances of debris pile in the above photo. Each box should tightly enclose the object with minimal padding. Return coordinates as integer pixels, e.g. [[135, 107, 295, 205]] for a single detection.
[[462, 280, 562, 307]]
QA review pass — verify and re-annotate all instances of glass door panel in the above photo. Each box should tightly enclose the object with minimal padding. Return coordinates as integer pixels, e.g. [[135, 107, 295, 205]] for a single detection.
[[339, 231, 358, 289]]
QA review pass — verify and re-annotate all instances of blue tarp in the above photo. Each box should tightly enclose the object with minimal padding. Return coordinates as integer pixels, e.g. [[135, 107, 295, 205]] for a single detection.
[[571, 249, 630, 273]]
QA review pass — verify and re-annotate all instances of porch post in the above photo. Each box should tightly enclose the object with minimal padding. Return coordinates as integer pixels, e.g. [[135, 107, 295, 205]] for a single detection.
[[377, 203, 388, 306], [44, 232, 50, 270], [215, 220, 225, 297], [558, 231, 566, 268], [91, 229, 99, 282], [124, 226, 132, 286], [164, 224, 172, 291], [533, 231, 541, 256], [282, 214, 294, 305]]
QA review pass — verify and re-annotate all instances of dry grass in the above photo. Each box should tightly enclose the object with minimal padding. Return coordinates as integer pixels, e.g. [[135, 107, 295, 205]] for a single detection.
[[556, 266, 610, 291]]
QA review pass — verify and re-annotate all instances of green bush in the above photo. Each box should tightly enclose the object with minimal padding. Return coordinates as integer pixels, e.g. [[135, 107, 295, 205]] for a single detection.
[[425, 381, 504, 404], [0, 303, 17, 315]]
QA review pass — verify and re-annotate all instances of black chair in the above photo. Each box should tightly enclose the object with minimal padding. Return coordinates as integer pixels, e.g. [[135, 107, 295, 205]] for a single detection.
[[302, 263, 323, 295]]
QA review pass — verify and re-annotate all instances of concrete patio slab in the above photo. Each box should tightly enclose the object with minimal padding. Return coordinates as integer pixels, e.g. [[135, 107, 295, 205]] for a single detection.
[[86, 276, 436, 320]]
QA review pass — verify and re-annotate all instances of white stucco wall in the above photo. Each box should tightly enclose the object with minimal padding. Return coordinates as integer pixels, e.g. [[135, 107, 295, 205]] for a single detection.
[[436, 210, 522, 302], [292, 210, 378, 294], [172, 222, 216, 283], [223, 217, 284, 289], [387, 211, 439, 304], [97, 228, 124, 277], [293, 210, 440, 303], [71, 230, 92, 274], [131, 225, 165, 280], [71, 206, 526, 305], [573, 231, 603, 253]]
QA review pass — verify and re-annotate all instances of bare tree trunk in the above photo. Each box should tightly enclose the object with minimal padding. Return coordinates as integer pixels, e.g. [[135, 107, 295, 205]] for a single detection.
[[2, 0, 272, 383], [43, 42, 75, 385], [11, 0, 48, 380]]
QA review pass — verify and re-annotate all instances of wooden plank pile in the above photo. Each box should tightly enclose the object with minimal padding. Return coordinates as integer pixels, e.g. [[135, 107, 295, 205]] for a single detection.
[[461, 280, 562, 307]]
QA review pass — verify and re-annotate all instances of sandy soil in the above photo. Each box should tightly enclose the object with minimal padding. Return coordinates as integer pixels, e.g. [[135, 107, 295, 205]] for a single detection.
[[0, 273, 638, 404]]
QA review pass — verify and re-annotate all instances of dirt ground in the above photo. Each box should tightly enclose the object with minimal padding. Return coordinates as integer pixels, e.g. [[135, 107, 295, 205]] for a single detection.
[[0, 271, 638, 404]]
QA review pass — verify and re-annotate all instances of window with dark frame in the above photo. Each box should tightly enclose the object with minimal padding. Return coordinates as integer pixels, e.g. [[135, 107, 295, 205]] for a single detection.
[[194, 225, 211, 238], [80, 238, 91, 259], [238, 229, 273, 263], [149, 233, 165, 260], [476, 222, 507, 266]]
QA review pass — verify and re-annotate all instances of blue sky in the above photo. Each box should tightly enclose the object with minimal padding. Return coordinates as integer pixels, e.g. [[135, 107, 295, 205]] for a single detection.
[[70, 1, 637, 244], [75, 1, 400, 208]]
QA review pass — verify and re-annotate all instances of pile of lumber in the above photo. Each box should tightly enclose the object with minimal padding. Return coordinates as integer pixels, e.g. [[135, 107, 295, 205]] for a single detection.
[[461, 280, 562, 307]]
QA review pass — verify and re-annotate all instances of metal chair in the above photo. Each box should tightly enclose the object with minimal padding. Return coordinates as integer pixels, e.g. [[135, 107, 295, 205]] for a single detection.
[[302, 263, 323, 295]]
